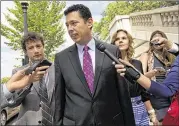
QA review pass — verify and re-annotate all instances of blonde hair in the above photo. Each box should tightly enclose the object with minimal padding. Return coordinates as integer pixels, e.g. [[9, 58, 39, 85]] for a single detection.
[[111, 29, 134, 60]]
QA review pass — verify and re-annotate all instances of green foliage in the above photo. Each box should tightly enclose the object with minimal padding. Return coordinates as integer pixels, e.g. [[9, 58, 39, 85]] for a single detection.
[[1, 77, 11, 84], [13, 64, 21, 68], [93, 1, 178, 40], [1, 0, 66, 59]]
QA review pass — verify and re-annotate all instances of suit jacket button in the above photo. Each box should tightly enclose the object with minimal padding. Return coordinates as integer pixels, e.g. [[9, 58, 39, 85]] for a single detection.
[[39, 103, 41, 107], [38, 120, 41, 124]]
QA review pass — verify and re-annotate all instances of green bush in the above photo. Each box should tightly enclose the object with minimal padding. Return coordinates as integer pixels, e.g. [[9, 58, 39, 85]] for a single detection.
[[1, 77, 11, 84]]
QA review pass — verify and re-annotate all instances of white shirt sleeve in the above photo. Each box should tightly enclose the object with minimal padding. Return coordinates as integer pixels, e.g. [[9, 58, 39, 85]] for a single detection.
[[168, 43, 179, 53]]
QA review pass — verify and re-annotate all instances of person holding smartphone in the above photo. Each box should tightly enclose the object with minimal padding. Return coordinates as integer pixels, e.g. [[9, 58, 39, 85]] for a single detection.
[[1, 66, 48, 108], [139, 30, 176, 122], [3, 32, 54, 125]]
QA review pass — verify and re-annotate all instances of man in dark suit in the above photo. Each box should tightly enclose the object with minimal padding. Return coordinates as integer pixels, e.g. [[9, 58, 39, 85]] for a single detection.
[[54, 4, 135, 126]]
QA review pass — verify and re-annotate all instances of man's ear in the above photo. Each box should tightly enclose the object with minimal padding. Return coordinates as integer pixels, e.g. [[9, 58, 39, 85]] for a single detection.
[[87, 18, 93, 29]]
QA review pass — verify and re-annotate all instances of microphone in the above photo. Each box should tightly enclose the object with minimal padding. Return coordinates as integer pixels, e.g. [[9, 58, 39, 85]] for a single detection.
[[96, 43, 141, 81], [96, 42, 121, 64]]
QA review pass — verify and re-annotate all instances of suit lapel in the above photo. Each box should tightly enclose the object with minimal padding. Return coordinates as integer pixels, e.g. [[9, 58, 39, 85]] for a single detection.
[[47, 64, 55, 103], [68, 44, 92, 97], [32, 81, 40, 93], [93, 40, 105, 96]]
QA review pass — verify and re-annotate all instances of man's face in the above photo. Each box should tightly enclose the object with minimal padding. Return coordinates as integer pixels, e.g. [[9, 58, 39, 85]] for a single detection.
[[65, 11, 93, 44], [25, 40, 45, 62]]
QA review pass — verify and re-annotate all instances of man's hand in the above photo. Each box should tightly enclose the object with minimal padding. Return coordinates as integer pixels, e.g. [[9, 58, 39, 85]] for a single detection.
[[151, 36, 173, 50], [6, 66, 49, 92], [6, 67, 33, 92], [28, 66, 49, 83]]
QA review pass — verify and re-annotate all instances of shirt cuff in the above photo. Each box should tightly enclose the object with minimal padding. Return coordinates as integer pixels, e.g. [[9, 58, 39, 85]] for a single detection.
[[3, 84, 14, 99], [168, 43, 179, 53]]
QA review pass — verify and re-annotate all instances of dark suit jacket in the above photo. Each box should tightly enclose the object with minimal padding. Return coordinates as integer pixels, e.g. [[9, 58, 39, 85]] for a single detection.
[[54, 39, 135, 126]]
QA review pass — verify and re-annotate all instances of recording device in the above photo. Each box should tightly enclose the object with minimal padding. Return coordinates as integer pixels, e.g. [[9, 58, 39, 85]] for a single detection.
[[25, 59, 52, 75], [151, 41, 162, 46], [96, 43, 141, 81], [155, 67, 166, 73]]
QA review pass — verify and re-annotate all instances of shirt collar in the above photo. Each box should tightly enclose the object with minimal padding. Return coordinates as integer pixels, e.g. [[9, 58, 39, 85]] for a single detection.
[[76, 38, 95, 54]]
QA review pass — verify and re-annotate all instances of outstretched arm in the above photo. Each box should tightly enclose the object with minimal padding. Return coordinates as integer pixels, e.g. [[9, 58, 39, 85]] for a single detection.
[[115, 56, 179, 98]]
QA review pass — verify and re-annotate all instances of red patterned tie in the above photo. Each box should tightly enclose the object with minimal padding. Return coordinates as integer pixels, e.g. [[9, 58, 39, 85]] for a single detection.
[[83, 45, 94, 93]]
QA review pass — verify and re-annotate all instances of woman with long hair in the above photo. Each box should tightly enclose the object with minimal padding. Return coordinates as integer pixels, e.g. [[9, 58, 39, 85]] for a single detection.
[[111, 29, 158, 125], [140, 30, 176, 122]]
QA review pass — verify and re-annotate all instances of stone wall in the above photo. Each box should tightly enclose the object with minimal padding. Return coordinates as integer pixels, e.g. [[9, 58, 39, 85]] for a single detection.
[[107, 5, 179, 58]]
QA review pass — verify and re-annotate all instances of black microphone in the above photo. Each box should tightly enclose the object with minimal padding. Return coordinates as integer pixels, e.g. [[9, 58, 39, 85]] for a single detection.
[[96, 43, 141, 81], [96, 42, 122, 64]]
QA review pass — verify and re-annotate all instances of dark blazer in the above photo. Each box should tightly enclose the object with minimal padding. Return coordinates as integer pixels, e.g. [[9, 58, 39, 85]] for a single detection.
[[54, 39, 135, 126]]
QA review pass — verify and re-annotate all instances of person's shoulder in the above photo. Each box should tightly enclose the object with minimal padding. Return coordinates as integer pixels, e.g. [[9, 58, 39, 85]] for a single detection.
[[13, 64, 29, 71], [131, 59, 143, 71], [131, 59, 142, 65], [140, 52, 149, 57], [139, 52, 150, 62], [102, 41, 117, 50], [55, 44, 76, 57], [12, 64, 29, 74], [105, 43, 118, 50], [95, 39, 118, 51]]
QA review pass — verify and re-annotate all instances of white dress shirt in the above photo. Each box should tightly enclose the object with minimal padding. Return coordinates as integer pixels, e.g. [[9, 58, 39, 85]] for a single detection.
[[76, 38, 96, 74]]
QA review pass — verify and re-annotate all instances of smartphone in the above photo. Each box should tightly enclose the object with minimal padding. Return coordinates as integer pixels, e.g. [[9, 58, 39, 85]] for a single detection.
[[39, 59, 52, 67], [25, 59, 52, 75], [155, 67, 166, 73], [38, 59, 52, 71]]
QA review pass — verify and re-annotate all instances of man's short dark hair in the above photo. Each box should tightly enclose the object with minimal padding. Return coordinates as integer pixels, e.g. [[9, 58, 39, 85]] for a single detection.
[[21, 32, 44, 51], [64, 4, 92, 21]]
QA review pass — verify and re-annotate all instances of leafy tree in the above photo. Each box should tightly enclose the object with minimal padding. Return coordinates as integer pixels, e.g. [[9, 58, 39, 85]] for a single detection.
[[93, 1, 178, 40], [1, 0, 66, 61], [1, 77, 11, 84]]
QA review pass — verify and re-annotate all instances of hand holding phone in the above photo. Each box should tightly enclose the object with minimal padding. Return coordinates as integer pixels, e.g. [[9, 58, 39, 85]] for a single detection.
[[151, 41, 162, 46], [25, 59, 52, 75], [154, 67, 166, 74]]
